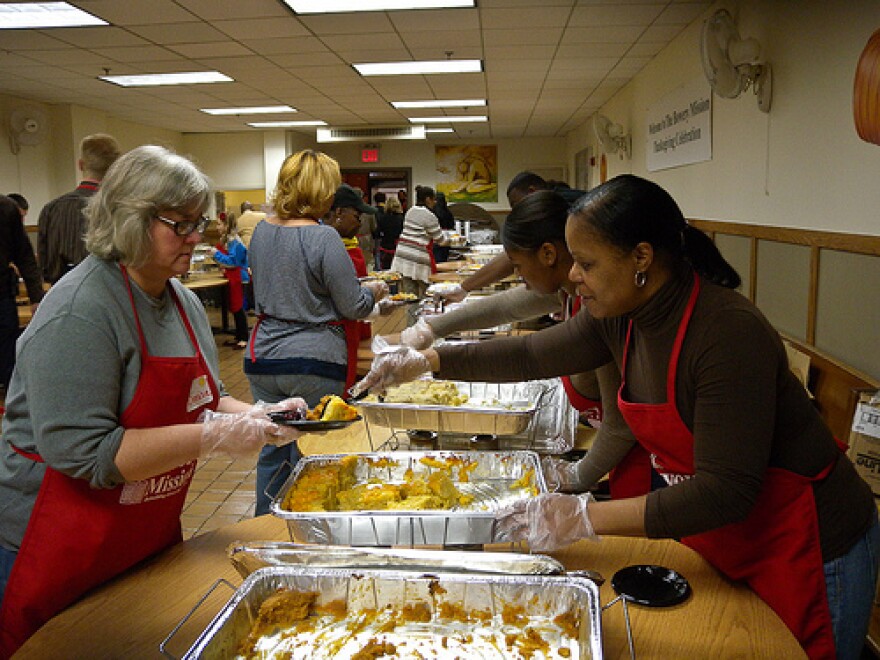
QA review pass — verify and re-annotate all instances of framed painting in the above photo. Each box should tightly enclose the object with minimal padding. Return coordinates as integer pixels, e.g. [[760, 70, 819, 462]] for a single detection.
[[435, 145, 498, 203]]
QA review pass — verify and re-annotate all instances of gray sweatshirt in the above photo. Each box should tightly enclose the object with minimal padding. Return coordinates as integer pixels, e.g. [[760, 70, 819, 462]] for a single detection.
[[0, 256, 225, 551]]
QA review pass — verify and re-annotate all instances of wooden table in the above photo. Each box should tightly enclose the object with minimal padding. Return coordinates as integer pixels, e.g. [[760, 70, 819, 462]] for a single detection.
[[13, 514, 805, 659], [181, 275, 229, 333]]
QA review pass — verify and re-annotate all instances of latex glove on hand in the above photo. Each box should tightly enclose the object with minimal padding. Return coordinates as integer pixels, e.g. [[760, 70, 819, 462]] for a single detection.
[[363, 280, 389, 302], [349, 335, 431, 398], [434, 284, 467, 304], [496, 492, 597, 552], [541, 455, 593, 493], [400, 318, 436, 350], [254, 397, 308, 416], [199, 406, 299, 460]]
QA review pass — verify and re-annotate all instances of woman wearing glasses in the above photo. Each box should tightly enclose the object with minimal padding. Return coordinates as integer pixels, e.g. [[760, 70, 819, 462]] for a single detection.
[[0, 146, 301, 656]]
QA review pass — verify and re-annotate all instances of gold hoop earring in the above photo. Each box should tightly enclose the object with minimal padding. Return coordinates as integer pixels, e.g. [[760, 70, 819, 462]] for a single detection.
[[634, 271, 647, 288]]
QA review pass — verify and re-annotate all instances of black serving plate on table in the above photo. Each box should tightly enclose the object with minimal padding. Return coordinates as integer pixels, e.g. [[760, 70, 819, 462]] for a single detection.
[[611, 564, 691, 607], [268, 411, 362, 432]]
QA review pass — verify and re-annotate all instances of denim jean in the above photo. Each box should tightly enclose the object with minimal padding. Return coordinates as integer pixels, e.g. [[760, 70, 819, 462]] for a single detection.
[[824, 508, 880, 660], [248, 373, 344, 516], [0, 544, 17, 610]]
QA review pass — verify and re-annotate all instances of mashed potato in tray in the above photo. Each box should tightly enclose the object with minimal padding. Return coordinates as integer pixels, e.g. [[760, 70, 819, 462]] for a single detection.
[[376, 380, 469, 406]]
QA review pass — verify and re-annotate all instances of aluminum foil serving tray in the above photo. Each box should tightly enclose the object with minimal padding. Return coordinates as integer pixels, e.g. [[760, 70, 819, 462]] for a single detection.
[[183, 566, 603, 659], [227, 542, 565, 578], [358, 380, 546, 435], [271, 450, 546, 546]]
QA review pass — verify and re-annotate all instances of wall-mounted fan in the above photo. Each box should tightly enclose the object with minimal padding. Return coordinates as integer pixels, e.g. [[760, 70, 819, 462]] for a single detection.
[[701, 8, 772, 113], [8, 106, 48, 154], [593, 114, 631, 158]]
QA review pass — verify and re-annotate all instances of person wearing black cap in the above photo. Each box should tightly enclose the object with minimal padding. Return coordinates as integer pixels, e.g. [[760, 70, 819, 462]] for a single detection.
[[328, 184, 376, 277]]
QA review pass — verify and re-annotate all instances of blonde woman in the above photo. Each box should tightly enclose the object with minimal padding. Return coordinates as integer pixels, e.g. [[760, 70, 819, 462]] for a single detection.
[[244, 149, 387, 514]]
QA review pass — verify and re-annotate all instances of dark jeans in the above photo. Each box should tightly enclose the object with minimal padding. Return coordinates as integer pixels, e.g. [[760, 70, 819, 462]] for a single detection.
[[232, 308, 249, 342], [0, 296, 21, 388]]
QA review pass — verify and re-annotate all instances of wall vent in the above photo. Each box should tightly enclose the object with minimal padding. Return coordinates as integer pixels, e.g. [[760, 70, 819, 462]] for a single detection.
[[316, 125, 425, 142]]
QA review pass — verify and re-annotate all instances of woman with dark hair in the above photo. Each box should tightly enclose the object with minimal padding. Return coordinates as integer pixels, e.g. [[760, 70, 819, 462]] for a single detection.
[[356, 174, 878, 660], [431, 191, 455, 263], [375, 196, 404, 270], [390, 185, 448, 298]]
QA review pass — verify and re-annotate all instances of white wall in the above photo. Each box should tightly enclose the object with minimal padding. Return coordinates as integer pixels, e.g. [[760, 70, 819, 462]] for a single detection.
[[565, 0, 880, 236], [0, 95, 182, 225]]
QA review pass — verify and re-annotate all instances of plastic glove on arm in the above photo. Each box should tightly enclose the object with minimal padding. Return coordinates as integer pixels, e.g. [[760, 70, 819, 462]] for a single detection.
[[496, 492, 597, 552], [400, 318, 436, 349], [349, 335, 433, 398], [199, 403, 300, 460]]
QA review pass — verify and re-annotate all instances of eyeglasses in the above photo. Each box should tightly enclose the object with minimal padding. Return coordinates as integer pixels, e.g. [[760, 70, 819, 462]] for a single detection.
[[155, 214, 210, 236]]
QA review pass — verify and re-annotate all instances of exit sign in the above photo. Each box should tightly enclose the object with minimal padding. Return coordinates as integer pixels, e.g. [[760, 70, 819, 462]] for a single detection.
[[361, 148, 379, 163]]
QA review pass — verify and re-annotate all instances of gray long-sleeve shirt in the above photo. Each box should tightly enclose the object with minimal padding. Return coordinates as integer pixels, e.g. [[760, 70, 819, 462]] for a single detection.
[[0, 256, 225, 551], [248, 222, 375, 371]]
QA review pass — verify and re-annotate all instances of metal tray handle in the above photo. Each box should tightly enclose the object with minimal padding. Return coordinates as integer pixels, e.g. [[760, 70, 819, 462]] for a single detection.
[[159, 578, 236, 659]]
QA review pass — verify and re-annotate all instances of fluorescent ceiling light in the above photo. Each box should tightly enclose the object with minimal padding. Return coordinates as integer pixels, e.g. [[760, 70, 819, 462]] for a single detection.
[[408, 115, 488, 123], [283, 0, 474, 14], [0, 2, 107, 29], [353, 60, 482, 76], [99, 72, 233, 87], [201, 105, 296, 116], [248, 120, 327, 128], [425, 128, 455, 133], [392, 99, 485, 109]]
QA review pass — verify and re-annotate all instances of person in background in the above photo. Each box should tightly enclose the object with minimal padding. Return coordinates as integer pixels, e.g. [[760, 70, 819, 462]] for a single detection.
[[397, 189, 408, 212], [355, 189, 378, 272], [236, 201, 266, 250], [0, 146, 301, 656], [5, 194, 28, 220], [244, 150, 387, 516], [212, 212, 250, 350], [38, 133, 121, 284], [355, 174, 878, 660], [370, 191, 387, 269], [436, 171, 585, 303], [431, 191, 455, 264], [0, 196, 44, 392], [390, 185, 448, 298], [375, 195, 404, 270]]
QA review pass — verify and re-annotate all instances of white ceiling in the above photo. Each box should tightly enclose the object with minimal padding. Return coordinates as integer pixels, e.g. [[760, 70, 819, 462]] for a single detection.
[[0, 0, 712, 138]]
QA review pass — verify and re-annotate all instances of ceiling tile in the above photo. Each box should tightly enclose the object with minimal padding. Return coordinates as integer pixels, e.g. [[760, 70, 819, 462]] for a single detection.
[[483, 28, 563, 46], [127, 22, 230, 44], [389, 8, 480, 30], [298, 13, 394, 35], [173, 0, 290, 21], [75, 0, 201, 25], [167, 42, 254, 58], [480, 7, 573, 29], [42, 26, 151, 48], [212, 17, 310, 39], [569, 4, 664, 27]]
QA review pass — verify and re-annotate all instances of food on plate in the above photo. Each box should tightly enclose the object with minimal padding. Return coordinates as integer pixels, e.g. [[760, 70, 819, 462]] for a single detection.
[[366, 270, 402, 281], [305, 395, 359, 422], [281, 455, 476, 512], [370, 380, 469, 406], [389, 292, 418, 301], [235, 585, 580, 660]]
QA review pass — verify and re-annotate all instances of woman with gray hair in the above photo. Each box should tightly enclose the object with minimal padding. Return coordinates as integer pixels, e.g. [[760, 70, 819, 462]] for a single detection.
[[0, 145, 301, 657]]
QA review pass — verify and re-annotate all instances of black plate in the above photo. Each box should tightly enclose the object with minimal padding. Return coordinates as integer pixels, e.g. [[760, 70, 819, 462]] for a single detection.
[[268, 413, 362, 431], [611, 564, 691, 607]]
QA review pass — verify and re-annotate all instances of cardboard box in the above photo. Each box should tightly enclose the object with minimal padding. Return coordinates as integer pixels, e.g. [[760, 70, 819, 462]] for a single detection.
[[846, 392, 880, 496]]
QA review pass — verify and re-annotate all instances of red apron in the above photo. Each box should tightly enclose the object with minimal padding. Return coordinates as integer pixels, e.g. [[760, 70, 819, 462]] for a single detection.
[[0, 266, 219, 657], [215, 243, 244, 313], [345, 244, 368, 278], [616, 273, 836, 659], [562, 294, 653, 499]]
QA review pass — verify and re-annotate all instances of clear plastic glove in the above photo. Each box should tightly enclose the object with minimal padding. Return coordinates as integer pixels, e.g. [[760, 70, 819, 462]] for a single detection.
[[254, 397, 308, 416], [541, 456, 590, 493], [363, 280, 389, 302], [496, 492, 597, 552], [349, 335, 431, 398], [199, 407, 299, 460], [400, 318, 436, 349], [434, 284, 467, 304]]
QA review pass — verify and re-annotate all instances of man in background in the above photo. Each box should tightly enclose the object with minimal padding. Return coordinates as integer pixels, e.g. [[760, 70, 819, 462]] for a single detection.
[[38, 133, 120, 284], [236, 201, 266, 249], [0, 196, 44, 392]]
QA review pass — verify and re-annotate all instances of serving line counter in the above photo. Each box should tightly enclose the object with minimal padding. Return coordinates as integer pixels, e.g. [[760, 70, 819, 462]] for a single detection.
[[13, 512, 805, 659]]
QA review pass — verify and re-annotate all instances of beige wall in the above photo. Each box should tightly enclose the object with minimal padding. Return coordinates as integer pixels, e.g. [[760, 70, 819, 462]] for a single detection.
[[564, 0, 880, 236]]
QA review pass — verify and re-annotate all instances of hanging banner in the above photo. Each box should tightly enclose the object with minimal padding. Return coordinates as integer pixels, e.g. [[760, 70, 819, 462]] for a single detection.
[[645, 78, 712, 171]]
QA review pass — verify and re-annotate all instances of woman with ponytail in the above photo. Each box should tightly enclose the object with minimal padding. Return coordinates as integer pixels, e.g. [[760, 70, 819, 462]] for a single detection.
[[356, 174, 878, 660]]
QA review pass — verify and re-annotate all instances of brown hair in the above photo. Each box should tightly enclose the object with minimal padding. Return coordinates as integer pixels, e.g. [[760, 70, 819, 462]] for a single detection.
[[79, 133, 121, 180], [272, 149, 340, 220]]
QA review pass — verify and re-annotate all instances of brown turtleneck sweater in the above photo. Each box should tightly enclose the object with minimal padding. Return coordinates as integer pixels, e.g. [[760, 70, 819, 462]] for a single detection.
[[437, 268, 874, 560]]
